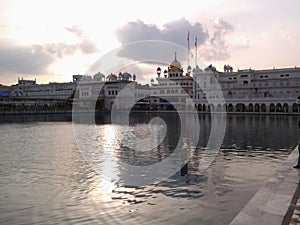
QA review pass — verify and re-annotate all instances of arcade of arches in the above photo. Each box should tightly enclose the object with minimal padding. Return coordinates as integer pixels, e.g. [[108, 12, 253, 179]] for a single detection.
[[196, 103, 300, 113]]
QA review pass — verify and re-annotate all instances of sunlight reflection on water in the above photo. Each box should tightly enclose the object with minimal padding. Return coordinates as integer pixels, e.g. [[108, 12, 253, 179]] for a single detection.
[[0, 113, 298, 224]]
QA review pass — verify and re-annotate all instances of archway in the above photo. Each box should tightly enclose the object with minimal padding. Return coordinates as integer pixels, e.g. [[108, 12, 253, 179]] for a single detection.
[[283, 103, 289, 113], [198, 104, 202, 111], [254, 103, 260, 112], [228, 104, 234, 112], [236, 103, 246, 112], [248, 103, 253, 112], [276, 103, 282, 112], [216, 104, 222, 111], [292, 103, 299, 112], [261, 104, 267, 112], [209, 104, 214, 112], [269, 103, 275, 112], [202, 104, 206, 112]]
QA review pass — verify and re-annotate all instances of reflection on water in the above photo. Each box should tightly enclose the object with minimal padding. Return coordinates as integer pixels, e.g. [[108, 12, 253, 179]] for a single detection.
[[0, 113, 298, 224]]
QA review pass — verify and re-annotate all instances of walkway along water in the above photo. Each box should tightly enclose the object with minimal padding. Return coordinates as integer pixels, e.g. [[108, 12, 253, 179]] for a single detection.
[[230, 147, 300, 225]]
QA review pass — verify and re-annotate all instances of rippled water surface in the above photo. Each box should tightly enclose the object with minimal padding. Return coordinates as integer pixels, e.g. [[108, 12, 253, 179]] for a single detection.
[[0, 113, 298, 225]]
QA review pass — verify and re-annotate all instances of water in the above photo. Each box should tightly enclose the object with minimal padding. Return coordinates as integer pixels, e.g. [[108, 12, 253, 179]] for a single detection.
[[0, 113, 298, 225]]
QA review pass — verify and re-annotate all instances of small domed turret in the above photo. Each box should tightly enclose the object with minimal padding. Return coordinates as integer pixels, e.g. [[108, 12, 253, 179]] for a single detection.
[[156, 67, 161, 78], [150, 78, 154, 85], [106, 73, 117, 81], [93, 71, 105, 81], [163, 69, 167, 78]]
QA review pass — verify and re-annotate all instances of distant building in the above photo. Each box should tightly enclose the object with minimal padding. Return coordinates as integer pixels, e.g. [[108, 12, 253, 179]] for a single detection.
[[1, 55, 300, 113], [9, 77, 78, 99], [75, 71, 150, 111], [0, 84, 11, 97], [193, 65, 300, 113]]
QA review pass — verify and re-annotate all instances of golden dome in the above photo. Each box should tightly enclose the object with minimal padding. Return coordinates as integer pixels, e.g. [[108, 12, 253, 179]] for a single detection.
[[170, 59, 181, 69], [169, 52, 182, 69]]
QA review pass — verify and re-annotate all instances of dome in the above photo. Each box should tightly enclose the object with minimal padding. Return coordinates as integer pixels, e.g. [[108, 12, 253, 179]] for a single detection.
[[122, 72, 131, 79], [170, 59, 181, 69], [93, 72, 105, 80], [94, 71, 105, 77], [106, 73, 117, 81], [118, 72, 131, 81]]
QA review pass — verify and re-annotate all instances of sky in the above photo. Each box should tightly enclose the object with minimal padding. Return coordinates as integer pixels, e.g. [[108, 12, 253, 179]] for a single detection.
[[0, 0, 299, 85]]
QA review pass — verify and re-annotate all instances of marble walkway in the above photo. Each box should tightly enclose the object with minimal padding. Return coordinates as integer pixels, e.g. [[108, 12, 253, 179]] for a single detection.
[[229, 147, 300, 225]]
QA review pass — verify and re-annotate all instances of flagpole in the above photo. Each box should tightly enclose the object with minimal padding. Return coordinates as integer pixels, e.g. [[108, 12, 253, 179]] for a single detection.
[[195, 36, 198, 67], [187, 32, 190, 67]]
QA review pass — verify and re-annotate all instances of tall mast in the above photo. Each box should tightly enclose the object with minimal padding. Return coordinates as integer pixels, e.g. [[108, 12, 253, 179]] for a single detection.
[[187, 32, 190, 66], [195, 36, 198, 67]]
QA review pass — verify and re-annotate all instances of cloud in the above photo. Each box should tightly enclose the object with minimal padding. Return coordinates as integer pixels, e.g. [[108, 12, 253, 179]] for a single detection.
[[66, 25, 84, 38], [115, 18, 208, 64], [199, 18, 234, 61], [66, 25, 98, 54], [116, 18, 208, 47], [0, 26, 98, 81], [115, 18, 234, 62], [79, 39, 98, 54], [65, 25, 98, 54], [0, 39, 54, 75], [0, 39, 98, 76]]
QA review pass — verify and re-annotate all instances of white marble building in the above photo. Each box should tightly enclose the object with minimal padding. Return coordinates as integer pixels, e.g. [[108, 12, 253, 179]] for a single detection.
[[193, 65, 300, 112], [1, 56, 300, 113], [76, 72, 150, 111], [10, 76, 78, 99]]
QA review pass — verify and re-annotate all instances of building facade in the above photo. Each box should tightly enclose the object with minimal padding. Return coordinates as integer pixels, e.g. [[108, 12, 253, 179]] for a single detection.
[[150, 54, 194, 110], [75, 72, 150, 111], [10, 77, 79, 99], [1, 56, 300, 113], [193, 65, 300, 113]]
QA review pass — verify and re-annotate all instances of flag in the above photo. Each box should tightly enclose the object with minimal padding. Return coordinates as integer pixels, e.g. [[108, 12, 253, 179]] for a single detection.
[[187, 32, 190, 42], [195, 37, 197, 48]]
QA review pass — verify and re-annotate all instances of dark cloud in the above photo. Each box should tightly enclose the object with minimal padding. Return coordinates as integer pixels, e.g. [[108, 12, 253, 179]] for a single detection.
[[116, 18, 208, 47], [116, 41, 188, 65], [200, 19, 234, 61], [0, 39, 54, 75], [0, 39, 98, 76], [115, 18, 234, 62], [0, 27, 98, 80], [115, 18, 208, 65]]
